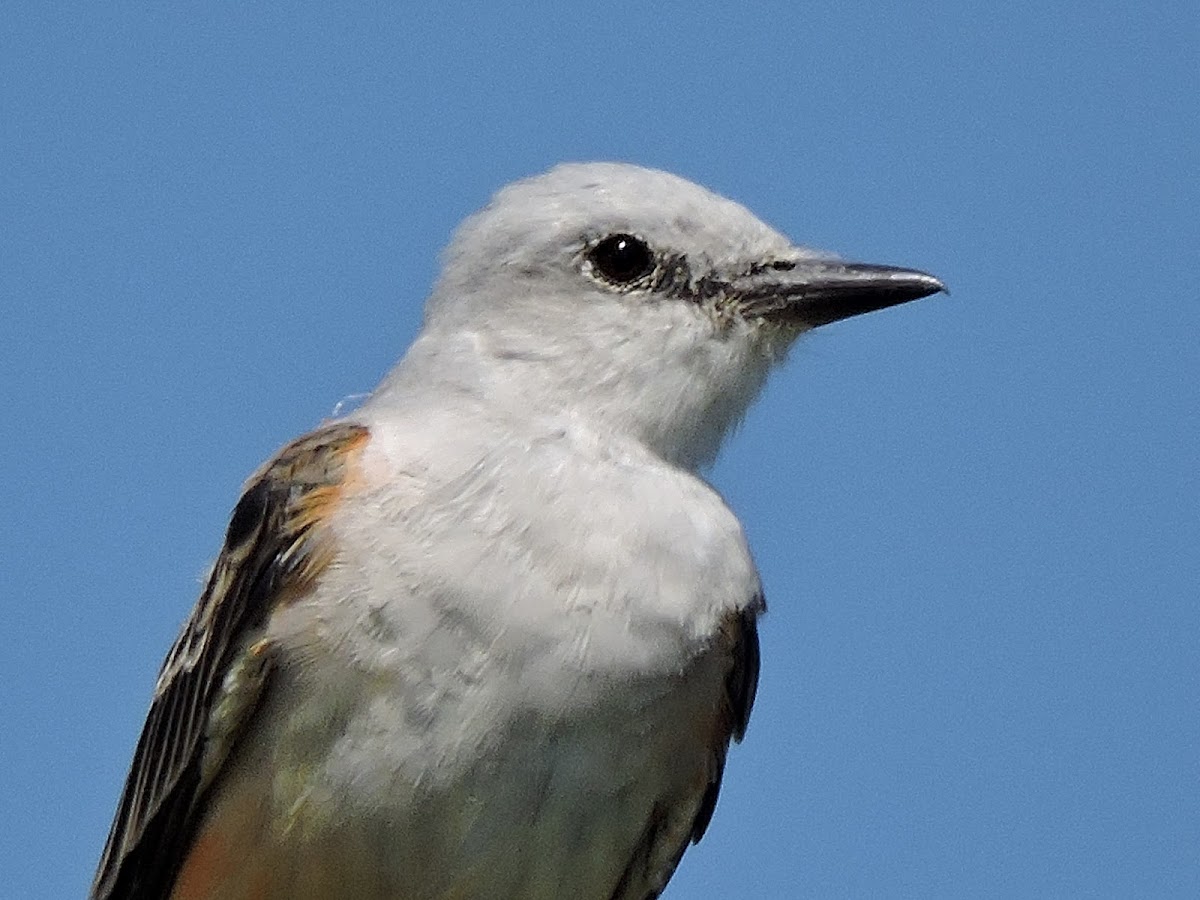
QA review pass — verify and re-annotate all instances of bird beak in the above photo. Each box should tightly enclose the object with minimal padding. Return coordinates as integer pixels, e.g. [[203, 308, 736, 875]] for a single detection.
[[735, 260, 945, 328]]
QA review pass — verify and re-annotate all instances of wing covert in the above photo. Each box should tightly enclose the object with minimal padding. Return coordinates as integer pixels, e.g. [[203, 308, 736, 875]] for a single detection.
[[90, 422, 369, 900]]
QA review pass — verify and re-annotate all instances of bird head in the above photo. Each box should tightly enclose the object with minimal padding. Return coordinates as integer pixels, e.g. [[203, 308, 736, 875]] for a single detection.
[[391, 163, 942, 469]]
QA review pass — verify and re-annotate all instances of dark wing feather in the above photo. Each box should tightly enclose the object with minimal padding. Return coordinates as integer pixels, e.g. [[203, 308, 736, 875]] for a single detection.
[[89, 422, 369, 900], [613, 594, 765, 900], [688, 598, 761, 844]]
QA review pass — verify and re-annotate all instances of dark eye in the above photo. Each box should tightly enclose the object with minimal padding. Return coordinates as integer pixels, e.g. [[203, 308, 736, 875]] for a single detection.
[[588, 233, 655, 285]]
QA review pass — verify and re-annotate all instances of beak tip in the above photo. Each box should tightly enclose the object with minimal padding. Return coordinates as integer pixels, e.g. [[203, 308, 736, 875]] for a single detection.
[[908, 270, 948, 300]]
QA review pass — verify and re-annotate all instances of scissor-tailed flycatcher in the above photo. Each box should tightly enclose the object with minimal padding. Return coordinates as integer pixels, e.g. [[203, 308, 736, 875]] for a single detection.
[[92, 162, 942, 899]]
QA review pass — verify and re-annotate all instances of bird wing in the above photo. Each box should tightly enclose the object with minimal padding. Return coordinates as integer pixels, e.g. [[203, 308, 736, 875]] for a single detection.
[[89, 422, 370, 900], [611, 597, 764, 900]]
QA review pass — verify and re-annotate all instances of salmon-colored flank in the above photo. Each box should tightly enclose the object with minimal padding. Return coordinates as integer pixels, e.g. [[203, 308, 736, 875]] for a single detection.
[[168, 808, 270, 900]]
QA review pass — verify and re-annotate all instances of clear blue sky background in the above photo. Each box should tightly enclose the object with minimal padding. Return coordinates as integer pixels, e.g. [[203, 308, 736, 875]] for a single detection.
[[3, 3, 1197, 897]]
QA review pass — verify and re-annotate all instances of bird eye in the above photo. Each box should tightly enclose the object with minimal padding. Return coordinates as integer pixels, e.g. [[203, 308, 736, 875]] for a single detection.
[[587, 233, 655, 286]]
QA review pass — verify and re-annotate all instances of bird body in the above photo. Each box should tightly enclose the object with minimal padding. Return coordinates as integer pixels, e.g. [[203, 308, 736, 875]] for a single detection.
[[93, 163, 941, 899], [177, 412, 758, 900]]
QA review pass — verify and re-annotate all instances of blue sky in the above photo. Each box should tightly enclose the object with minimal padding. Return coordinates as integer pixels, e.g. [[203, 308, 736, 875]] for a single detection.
[[3, 3, 1197, 897]]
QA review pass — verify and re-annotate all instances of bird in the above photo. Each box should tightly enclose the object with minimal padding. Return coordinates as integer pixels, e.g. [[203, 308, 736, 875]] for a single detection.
[[90, 162, 943, 900]]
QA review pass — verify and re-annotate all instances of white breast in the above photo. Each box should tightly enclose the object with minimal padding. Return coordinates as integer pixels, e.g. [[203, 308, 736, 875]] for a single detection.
[[243, 414, 760, 898]]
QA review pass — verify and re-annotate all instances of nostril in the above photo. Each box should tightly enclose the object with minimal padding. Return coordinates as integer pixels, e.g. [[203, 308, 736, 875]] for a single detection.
[[769, 260, 796, 272]]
